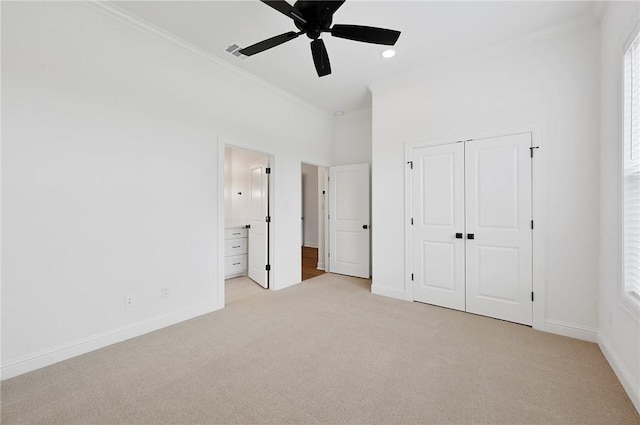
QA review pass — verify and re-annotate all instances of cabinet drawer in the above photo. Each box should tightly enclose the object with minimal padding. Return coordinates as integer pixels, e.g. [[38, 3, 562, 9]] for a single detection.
[[225, 254, 247, 277], [225, 227, 247, 239], [225, 238, 248, 256]]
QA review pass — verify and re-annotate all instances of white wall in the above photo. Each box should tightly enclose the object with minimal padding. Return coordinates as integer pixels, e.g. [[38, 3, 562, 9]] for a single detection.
[[370, 24, 601, 339], [1, 2, 332, 378], [598, 1, 640, 412], [332, 109, 372, 165]]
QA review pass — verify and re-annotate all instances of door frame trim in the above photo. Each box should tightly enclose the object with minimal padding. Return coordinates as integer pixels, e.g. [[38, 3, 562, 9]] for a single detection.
[[217, 136, 276, 308], [404, 127, 545, 331]]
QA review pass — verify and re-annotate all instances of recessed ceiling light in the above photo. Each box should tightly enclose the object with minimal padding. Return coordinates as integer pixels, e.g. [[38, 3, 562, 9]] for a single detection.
[[381, 49, 396, 59], [334, 111, 344, 116]]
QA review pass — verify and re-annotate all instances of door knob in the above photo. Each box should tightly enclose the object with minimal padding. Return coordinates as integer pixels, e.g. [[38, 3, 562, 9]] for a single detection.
[[455, 233, 463, 239], [467, 233, 475, 240], [363, 225, 369, 229]]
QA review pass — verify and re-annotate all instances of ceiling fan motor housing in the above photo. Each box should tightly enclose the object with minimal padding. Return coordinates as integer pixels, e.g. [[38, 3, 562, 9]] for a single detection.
[[293, 1, 333, 39]]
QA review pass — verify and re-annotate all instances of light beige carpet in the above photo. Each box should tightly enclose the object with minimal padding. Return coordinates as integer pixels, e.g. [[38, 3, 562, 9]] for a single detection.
[[1, 274, 638, 425]]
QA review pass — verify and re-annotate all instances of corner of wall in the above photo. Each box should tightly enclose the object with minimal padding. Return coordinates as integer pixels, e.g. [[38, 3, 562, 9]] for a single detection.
[[544, 319, 598, 342], [371, 284, 409, 301]]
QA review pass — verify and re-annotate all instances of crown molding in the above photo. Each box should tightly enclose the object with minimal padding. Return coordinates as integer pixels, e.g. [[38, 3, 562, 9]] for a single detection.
[[85, 1, 331, 118], [590, 1, 610, 22]]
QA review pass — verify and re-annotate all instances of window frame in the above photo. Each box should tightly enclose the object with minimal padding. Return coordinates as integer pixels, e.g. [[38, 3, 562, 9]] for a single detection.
[[622, 22, 640, 307]]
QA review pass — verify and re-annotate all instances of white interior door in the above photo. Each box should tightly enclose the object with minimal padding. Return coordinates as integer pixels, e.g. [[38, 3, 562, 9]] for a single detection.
[[465, 134, 532, 325], [411, 143, 466, 311], [248, 158, 269, 288], [329, 163, 370, 278]]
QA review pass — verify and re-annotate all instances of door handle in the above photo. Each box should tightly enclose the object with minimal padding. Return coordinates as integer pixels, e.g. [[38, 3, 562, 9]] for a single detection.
[[363, 225, 369, 229], [467, 233, 475, 240], [455, 233, 463, 239]]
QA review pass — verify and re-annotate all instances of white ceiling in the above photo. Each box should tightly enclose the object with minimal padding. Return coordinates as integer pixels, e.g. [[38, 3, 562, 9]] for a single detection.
[[113, 1, 602, 114]]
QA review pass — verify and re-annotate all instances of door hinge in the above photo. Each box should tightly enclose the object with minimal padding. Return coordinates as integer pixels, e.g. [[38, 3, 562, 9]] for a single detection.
[[328, 252, 330, 258], [411, 217, 414, 225], [266, 264, 271, 271], [531, 292, 534, 302], [530, 146, 540, 158], [407, 161, 413, 169], [531, 220, 534, 229], [328, 214, 330, 220], [266, 216, 271, 223], [411, 273, 414, 281], [265, 167, 271, 174]]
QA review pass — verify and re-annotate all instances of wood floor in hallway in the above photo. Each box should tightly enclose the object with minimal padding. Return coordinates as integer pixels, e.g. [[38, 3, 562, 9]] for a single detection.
[[302, 246, 325, 281]]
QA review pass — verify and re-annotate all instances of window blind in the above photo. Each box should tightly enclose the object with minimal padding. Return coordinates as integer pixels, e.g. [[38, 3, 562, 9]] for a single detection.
[[624, 30, 640, 300]]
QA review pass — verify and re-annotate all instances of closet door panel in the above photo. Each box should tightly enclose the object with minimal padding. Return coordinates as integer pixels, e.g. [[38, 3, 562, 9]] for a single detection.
[[412, 143, 466, 311], [465, 133, 532, 325]]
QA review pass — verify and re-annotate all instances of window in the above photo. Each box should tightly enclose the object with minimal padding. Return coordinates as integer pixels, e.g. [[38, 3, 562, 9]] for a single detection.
[[623, 28, 640, 301]]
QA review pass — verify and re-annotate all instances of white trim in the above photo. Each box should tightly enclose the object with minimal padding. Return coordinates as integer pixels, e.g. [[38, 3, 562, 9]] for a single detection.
[[325, 170, 331, 273], [531, 128, 546, 331], [85, 1, 328, 119], [1, 302, 219, 380], [599, 334, 640, 413], [623, 21, 640, 53], [404, 144, 414, 302], [620, 19, 640, 319], [590, 2, 610, 22], [544, 319, 598, 342], [372, 285, 407, 301], [302, 243, 319, 249], [219, 136, 277, 293], [216, 137, 226, 310]]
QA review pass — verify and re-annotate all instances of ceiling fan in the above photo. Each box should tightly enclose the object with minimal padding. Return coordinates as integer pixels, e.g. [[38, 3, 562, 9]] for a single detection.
[[239, 0, 401, 77]]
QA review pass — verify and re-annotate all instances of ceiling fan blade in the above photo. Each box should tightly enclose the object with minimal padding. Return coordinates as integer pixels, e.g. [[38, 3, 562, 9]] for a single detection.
[[310, 39, 331, 77], [239, 31, 303, 56], [318, 1, 346, 19], [329, 24, 400, 45], [260, 0, 307, 25]]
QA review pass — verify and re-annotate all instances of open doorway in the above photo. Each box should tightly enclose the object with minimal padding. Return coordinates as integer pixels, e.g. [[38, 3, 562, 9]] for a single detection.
[[224, 145, 272, 302], [301, 163, 327, 281]]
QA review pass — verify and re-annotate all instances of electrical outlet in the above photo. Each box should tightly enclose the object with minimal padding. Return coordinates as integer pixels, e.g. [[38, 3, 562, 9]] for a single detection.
[[161, 286, 169, 299], [124, 293, 136, 308]]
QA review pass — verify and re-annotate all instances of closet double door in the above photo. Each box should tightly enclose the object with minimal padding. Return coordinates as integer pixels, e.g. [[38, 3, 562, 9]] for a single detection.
[[411, 133, 532, 325]]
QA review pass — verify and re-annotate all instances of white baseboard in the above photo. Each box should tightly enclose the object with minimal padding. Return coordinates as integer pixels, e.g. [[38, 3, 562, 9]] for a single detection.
[[1, 302, 220, 380], [599, 334, 640, 414], [317, 261, 325, 271], [544, 319, 598, 342], [371, 285, 408, 301], [302, 243, 318, 249]]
